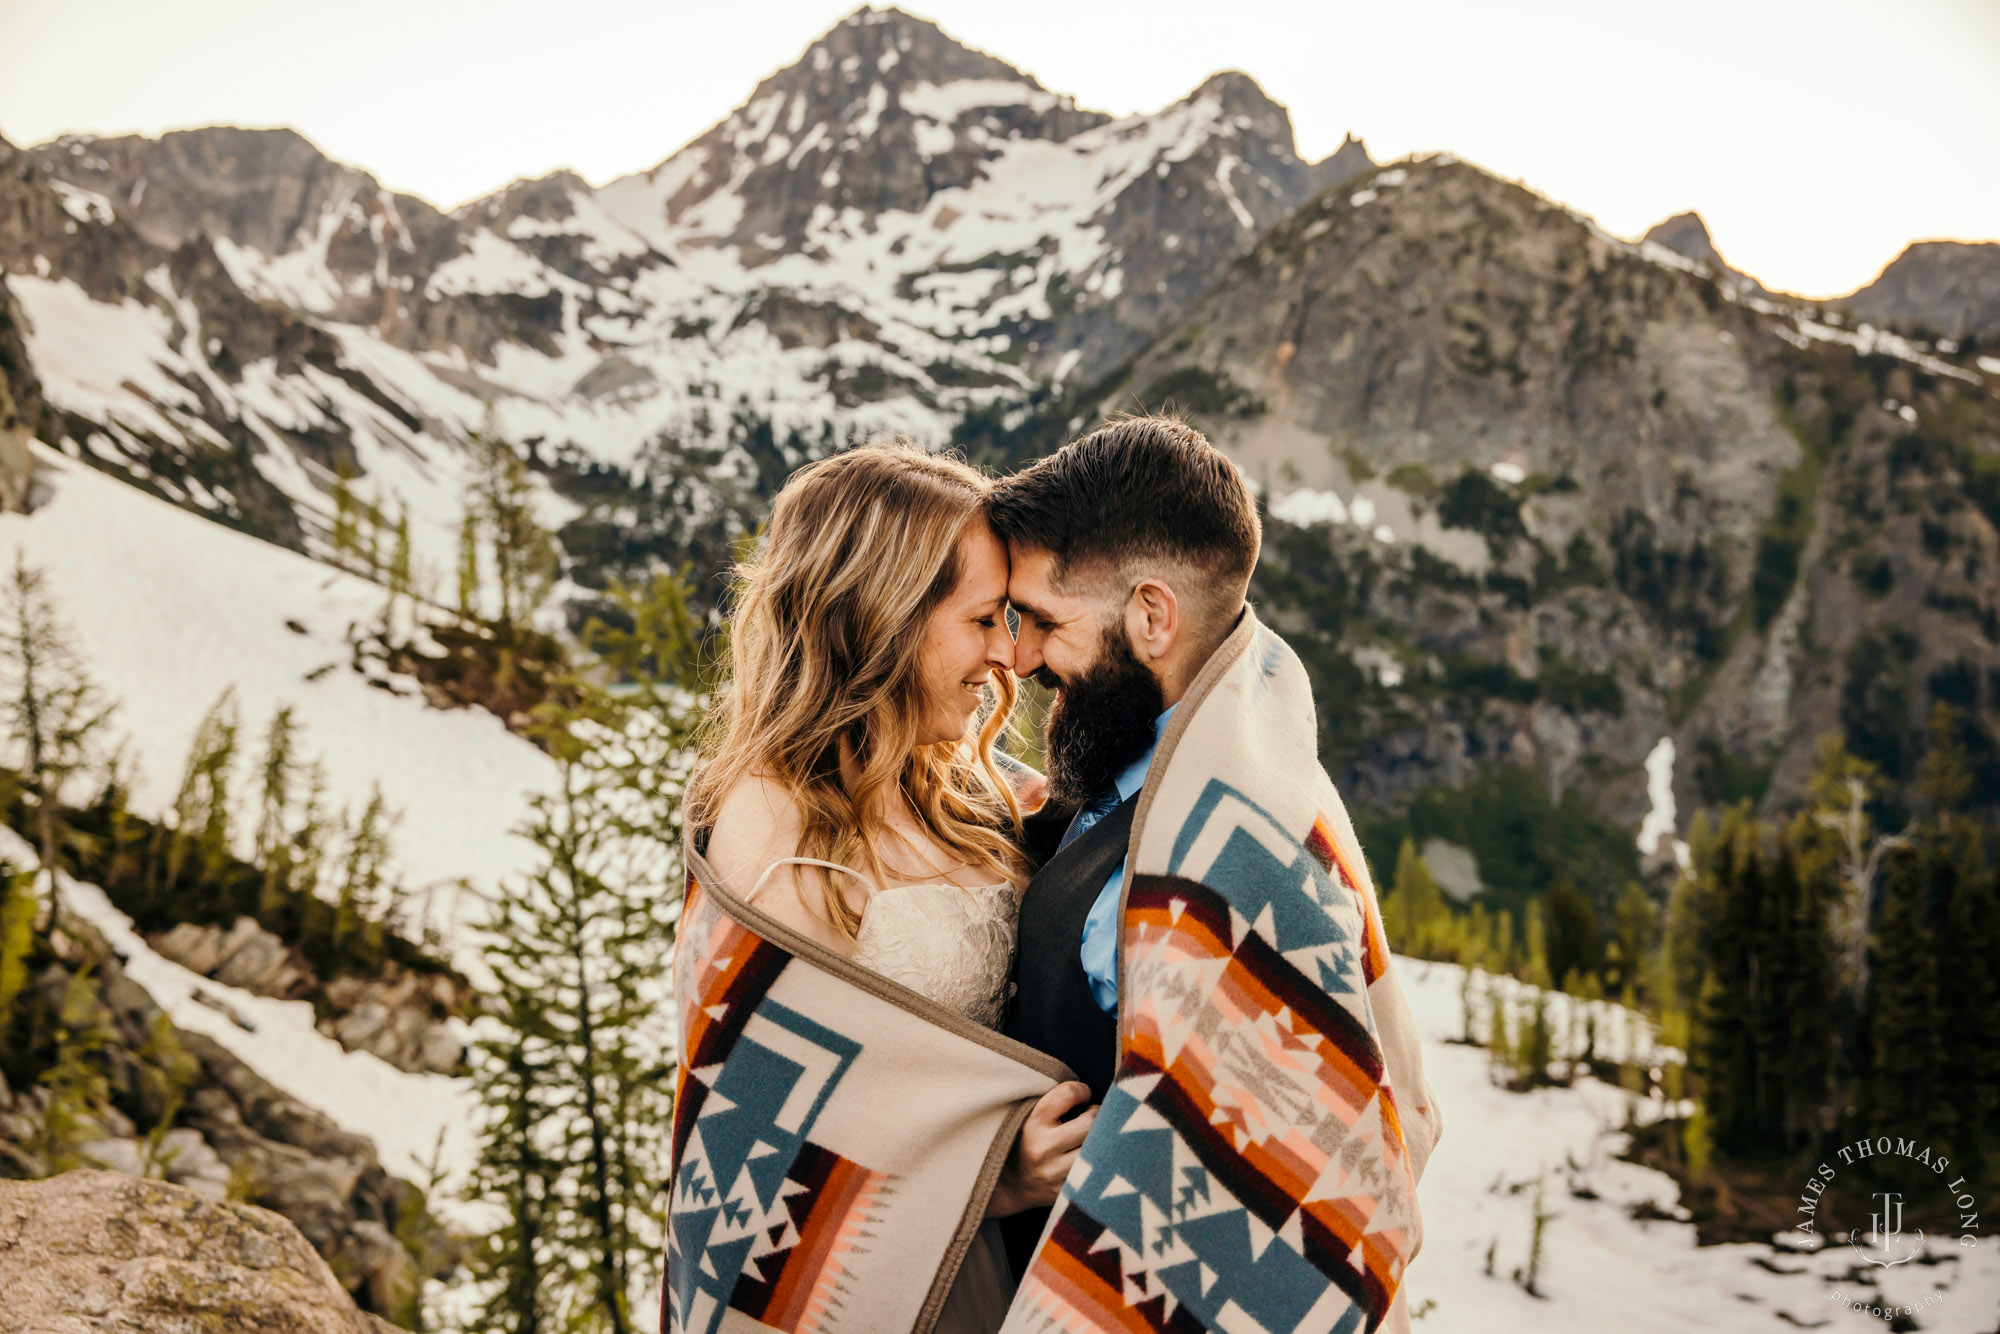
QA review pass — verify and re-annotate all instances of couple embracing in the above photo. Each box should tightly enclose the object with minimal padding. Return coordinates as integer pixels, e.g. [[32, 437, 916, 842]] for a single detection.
[[664, 417, 1442, 1334]]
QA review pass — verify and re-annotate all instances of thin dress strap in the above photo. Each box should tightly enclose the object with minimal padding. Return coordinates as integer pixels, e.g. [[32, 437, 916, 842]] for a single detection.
[[745, 856, 880, 905]]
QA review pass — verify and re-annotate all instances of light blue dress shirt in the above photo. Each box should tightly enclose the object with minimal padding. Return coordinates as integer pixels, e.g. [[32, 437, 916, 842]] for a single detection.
[[1074, 703, 1177, 1013]]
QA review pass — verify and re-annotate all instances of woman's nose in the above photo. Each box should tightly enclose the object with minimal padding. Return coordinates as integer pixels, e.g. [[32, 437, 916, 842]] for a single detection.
[[985, 624, 1015, 671]]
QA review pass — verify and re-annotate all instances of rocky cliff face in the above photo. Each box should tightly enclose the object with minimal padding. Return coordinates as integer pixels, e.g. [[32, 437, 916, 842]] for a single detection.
[[1114, 156, 2000, 831], [1842, 239, 2000, 344], [0, 280, 45, 512]]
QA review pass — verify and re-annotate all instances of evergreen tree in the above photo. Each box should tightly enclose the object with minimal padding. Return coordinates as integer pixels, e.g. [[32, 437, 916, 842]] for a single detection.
[[457, 512, 481, 620], [1608, 881, 1654, 1002], [1805, 737, 1907, 1001], [0, 866, 35, 1050], [335, 786, 393, 955], [1381, 838, 1449, 960], [330, 464, 358, 569], [166, 690, 240, 888], [465, 426, 558, 635], [0, 556, 113, 914], [467, 576, 703, 1330], [1864, 843, 1945, 1145], [1487, 986, 1515, 1081], [36, 963, 115, 1174], [1771, 831, 1835, 1154], [1522, 899, 1552, 990], [1519, 993, 1553, 1086], [1690, 808, 1767, 1155], [252, 705, 299, 918], [1544, 878, 1601, 991], [1937, 823, 2000, 1186], [390, 507, 414, 604], [468, 1033, 552, 1333]]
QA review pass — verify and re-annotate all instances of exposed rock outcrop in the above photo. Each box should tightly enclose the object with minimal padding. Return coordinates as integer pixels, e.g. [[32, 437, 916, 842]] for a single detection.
[[1642, 210, 1765, 294], [0, 1169, 397, 1334], [1842, 239, 2000, 343], [1, 918, 447, 1320], [0, 280, 45, 513], [147, 917, 467, 1075]]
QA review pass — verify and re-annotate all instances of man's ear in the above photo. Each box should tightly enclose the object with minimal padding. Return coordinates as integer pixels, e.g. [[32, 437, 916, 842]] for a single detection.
[[1126, 578, 1179, 664]]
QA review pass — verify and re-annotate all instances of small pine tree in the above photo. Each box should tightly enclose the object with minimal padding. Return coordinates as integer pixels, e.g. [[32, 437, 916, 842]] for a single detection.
[[0, 867, 36, 1051], [1523, 899, 1552, 990], [1608, 882, 1655, 1001], [390, 507, 414, 604], [457, 511, 481, 620], [37, 964, 115, 1174], [330, 465, 358, 569], [252, 705, 299, 917], [1488, 987, 1515, 1081], [465, 425, 558, 635], [1382, 838, 1449, 960], [1520, 993, 1554, 1085], [290, 764, 333, 903], [168, 690, 241, 887], [1544, 879, 1601, 990], [1864, 843, 1945, 1144], [135, 1012, 202, 1178], [335, 786, 393, 955], [0, 557, 114, 914], [467, 1034, 552, 1334]]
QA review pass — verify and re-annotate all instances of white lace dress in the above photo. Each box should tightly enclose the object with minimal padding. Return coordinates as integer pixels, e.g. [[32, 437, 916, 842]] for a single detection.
[[747, 857, 1022, 1334]]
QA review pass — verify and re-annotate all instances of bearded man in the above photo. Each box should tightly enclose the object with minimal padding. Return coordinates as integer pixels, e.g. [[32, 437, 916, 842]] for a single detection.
[[990, 417, 1442, 1334]]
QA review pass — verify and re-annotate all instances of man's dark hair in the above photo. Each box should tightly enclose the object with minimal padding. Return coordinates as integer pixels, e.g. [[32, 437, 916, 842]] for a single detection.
[[987, 416, 1261, 625]]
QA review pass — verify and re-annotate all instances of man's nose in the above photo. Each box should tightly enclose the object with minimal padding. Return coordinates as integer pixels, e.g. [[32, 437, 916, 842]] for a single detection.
[[1011, 635, 1043, 678]]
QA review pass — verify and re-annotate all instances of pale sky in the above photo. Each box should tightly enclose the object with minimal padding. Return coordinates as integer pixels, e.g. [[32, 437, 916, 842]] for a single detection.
[[2, 0, 1995, 298]]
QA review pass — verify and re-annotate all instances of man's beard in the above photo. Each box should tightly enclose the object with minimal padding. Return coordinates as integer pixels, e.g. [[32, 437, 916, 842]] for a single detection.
[[1038, 624, 1166, 810]]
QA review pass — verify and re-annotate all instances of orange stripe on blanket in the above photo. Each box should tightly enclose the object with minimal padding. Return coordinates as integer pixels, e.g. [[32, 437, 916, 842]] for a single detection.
[[1017, 1230, 1165, 1333], [755, 1152, 887, 1332], [1308, 814, 1390, 984]]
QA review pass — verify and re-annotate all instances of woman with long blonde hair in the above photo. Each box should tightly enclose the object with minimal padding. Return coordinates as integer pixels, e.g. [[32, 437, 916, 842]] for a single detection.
[[681, 438, 1090, 1333]]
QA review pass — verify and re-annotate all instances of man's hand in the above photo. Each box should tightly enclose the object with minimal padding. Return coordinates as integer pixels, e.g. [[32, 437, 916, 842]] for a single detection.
[[986, 1081, 1095, 1218]]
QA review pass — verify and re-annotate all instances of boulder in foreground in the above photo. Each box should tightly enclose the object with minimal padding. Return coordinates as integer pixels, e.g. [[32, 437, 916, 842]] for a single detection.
[[0, 1169, 395, 1333]]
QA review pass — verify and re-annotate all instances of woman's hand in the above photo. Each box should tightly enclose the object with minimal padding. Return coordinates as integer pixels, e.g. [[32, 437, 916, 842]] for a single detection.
[[987, 1081, 1095, 1218], [993, 752, 1049, 812]]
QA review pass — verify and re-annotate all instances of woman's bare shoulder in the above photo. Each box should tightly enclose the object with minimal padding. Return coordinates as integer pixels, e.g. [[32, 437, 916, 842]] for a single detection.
[[703, 772, 804, 891]]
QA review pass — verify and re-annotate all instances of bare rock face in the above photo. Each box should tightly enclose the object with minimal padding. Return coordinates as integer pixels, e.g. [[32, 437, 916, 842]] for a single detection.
[[0, 1170, 395, 1334], [1641, 210, 1765, 295], [148, 919, 465, 1075], [1843, 239, 2000, 343], [0, 282, 45, 514]]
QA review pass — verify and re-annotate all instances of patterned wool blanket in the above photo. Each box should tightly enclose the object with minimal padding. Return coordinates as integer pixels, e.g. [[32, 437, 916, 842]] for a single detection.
[[1004, 608, 1441, 1334], [664, 850, 1071, 1334]]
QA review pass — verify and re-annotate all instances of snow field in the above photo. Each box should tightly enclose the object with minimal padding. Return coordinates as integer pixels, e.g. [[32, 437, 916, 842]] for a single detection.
[[1398, 959, 2000, 1332]]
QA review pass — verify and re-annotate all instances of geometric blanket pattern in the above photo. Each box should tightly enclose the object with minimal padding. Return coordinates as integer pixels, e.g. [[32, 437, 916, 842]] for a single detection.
[[666, 860, 1071, 1334], [1004, 612, 1435, 1334]]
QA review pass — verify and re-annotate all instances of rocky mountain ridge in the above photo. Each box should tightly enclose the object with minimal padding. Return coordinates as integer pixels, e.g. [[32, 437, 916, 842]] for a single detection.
[[1842, 238, 2000, 345], [1102, 155, 2000, 833], [1, 6, 1370, 606]]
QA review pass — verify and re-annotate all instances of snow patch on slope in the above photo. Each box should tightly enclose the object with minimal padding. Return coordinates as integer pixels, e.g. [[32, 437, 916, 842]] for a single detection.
[[0, 447, 555, 969]]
